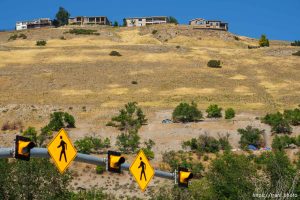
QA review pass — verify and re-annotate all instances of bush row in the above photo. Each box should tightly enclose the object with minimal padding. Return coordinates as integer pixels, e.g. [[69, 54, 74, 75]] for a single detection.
[[67, 29, 99, 35], [75, 136, 111, 154], [262, 107, 300, 134], [8, 33, 27, 41], [182, 134, 231, 153], [172, 102, 235, 123]]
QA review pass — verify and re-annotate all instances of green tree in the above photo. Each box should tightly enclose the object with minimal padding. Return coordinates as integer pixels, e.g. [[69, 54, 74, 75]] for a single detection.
[[254, 151, 298, 195], [283, 108, 300, 126], [207, 152, 257, 200], [123, 18, 127, 27], [106, 102, 147, 153], [259, 34, 270, 47], [206, 104, 222, 118], [116, 131, 140, 153], [55, 7, 70, 26], [262, 112, 292, 134], [225, 108, 235, 119], [106, 102, 147, 133], [113, 21, 119, 27], [168, 16, 179, 25], [237, 126, 264, 149], [3, 159, 71, 199], [172, 102, 203, 123]]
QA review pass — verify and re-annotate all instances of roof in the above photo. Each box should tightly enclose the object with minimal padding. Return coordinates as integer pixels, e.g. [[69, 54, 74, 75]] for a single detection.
[[189, 18, 228, 23], [16, 18, 51, 23], [125, 16, 168, 19], [189, 18, 205, 22], [69, 16, 108, 19]]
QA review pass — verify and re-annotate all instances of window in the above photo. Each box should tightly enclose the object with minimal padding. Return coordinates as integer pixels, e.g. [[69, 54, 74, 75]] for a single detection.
[[139, 19, 142, 21]]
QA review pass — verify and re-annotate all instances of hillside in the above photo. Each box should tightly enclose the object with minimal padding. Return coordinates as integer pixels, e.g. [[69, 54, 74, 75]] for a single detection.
[[0, 24, 299, 198]]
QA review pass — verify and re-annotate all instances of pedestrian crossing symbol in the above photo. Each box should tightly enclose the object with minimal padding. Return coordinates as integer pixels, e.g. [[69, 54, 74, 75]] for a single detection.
[[130, 150, 155, 192], [47, 128, 77, 174]]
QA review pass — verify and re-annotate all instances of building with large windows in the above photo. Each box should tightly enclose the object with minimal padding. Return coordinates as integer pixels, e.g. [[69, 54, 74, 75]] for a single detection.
[[68, 16, 111, 26], [189, 18, 228, 31], [125, 16, 169, 27]]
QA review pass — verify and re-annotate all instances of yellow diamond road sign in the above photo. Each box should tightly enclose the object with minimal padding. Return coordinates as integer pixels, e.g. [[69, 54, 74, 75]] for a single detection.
[[47, 128, 77, 174], [130, 150, 155, 192]]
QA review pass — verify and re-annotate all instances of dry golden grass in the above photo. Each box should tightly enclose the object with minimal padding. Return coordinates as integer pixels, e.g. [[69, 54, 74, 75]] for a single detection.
[[0, 25, 299, 113]]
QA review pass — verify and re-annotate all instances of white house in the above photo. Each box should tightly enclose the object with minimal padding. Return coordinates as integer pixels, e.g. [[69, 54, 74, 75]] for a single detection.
[[125, 16, 169, 27], [16, 18, 52, 31]]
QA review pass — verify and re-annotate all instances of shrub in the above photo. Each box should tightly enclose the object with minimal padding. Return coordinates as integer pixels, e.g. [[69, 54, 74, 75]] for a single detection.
[[259, 34, 269, 47], [109, 51, 122, 56], [143, 148, 155, 160], [272, 135, 294, 151], [262, 112, 292, 134], [162, 151, 204, 178], [291, 40, 300, 46], [96, 165, 105, 174], [183, 134, 231, 153], [19, 33, 27, 39], [172, 102, 203, 123], [60, 36, 66, 40], [75, 136, 110, 154], [116, 131, 140, 153], [131, 81, 138, 85], [68, 29, 98, 35], [283, 108, 300, 126], [206, 104, 222, 118], [142, 139, 155, 160], [233, 36, 239, 41], [176, 45, 180, 49], [225, 108, 235, 119], [237, 126, 264, 149], [152, 30, 158, 34], [45, 112, 76, 131], [36, 40, 47, 46], [207, 60, 221, 68], [1, 121, 23, 131], [1, 121, 11, 131], [8, 34, 18, 41], [64, 112, 75, 128], [292, 51, 300, 56]]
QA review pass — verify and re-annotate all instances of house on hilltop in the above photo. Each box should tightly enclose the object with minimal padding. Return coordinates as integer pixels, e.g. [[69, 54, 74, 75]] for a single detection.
[[189, 18, 228, 31], [68, 16, 111, 26], [125, 16, 169, 27], [16, 18, 52, 30]]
